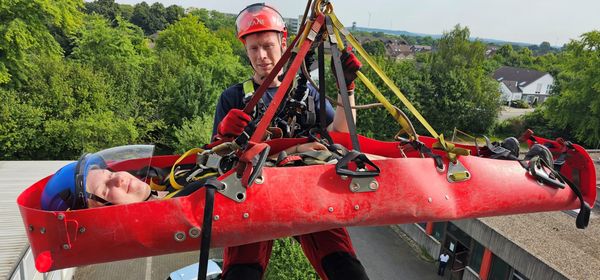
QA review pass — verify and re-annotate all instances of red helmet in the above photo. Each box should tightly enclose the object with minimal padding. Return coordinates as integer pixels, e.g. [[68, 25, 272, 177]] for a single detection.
[[236, 3, 287, 43]]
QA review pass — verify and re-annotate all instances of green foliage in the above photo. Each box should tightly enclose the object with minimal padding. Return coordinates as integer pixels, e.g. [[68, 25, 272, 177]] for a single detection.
[[492, 108, 573, 141], [84, 0, 120, 23], [510, 99, 530, 109], [0, 0, 83, 86], [264, 238, 319, 280], [422, 25, 501, 134], [0, 89, 45, 159], [544, 31, 600, 147], [172, 115, 214, 153], [362, 40, 386, 56]]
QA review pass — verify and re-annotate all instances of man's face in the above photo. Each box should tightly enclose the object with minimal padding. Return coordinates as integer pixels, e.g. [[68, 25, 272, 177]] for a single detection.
[[244, 31, 284, 84], [85, 169, 150, 207]]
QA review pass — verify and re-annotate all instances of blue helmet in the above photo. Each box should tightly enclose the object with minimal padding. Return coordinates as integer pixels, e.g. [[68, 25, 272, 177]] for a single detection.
[[40, 145, 155, 211], [40, 153, 106, 211]]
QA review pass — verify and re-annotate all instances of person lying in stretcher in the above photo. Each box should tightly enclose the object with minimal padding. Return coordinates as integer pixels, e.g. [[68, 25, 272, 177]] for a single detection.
[[39, 142, 345, 210]]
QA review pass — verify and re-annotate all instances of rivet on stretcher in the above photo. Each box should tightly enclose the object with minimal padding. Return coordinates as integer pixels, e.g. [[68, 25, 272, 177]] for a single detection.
[[445, 195, 449, 200], [328, 207, 334, 213], [28, 225, 34, 232], [243, 213, 249, 219], [40, 227, 46, 234], [428, 197, 433, 203], [354, 205, 360, 210], [174, 232, 186, 242], [341, 175, 349, 180], [214, 215, 220, 221], [254, 176, 264, 184], [62, 244, 70, 250], [79, 227, 86, 234], [189, 227, 201, 238], [350, 182, 360, 192], [57, 213, 65, 220], [369, 181, 379, 190]]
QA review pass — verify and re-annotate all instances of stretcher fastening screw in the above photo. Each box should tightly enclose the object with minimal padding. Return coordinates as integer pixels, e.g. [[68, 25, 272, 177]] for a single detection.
[[350, 182, 360, 192], [174, 232, 186, 242], [341, 175, 349, 180], [214, 215, 220, 221], [369, 181, 379, 190], [40, 227, 46, 234], [243, 213, 249, 219], [28, 225, 34, 232], [57, 213, 65, 220], [79, 227, 86, 234], [354, 205, 360, 210], [254, 176, 264, 184], [62, 244, 70, 250], [189, 227, 201, 238], [428, 197, 432, 203], [445, 195, 449, 200], [328, 207, 334, 213]]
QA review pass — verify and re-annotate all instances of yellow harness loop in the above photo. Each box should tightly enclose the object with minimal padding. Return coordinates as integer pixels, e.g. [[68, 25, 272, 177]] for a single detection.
[[169, 148, 205, 190]]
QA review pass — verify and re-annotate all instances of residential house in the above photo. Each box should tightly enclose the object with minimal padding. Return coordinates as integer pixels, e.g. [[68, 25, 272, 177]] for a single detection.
[[492, 66, 554, 105]]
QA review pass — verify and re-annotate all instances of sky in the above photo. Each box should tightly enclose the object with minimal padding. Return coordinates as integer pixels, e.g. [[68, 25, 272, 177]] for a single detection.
[[115, 0, 600, 46]]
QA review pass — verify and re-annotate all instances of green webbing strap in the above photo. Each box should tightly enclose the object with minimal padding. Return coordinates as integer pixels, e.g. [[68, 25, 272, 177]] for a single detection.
[[243, 79, 254, 98]]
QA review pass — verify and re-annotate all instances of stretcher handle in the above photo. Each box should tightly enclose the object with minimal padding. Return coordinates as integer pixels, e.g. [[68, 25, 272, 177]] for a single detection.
[[335, 150, 380, 178]]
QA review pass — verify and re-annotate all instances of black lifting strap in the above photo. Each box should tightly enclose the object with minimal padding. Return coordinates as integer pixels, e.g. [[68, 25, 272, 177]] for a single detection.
[[197, 177, 225, 280], [541, 160, 591, 229], [325, 15, 361, 152]]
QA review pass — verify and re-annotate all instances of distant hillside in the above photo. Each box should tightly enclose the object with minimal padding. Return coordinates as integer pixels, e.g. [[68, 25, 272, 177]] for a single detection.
[[352, 26, 534, 47]]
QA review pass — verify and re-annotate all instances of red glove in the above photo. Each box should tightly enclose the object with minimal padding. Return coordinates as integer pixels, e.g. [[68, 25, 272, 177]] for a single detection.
[[217, 109, 251, 138], [334, 46, 362, 91]]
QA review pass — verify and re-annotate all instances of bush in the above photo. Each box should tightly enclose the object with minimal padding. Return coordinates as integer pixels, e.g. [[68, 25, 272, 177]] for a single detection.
[[510, 99, 530, 108], [264, 238, 319, 280]]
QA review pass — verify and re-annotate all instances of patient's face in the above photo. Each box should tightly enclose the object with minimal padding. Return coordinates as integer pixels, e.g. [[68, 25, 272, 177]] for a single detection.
[[85, 169, 151, 207]]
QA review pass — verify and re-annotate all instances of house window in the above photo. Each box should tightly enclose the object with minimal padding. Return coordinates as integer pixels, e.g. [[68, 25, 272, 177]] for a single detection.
[[417, 222, 427, 230], [468, 240, 485, 274], [489, 254, 511, 280], [535, 83, 542, 94], [546, 84, 552, 94], [432, 222, 446, 241]]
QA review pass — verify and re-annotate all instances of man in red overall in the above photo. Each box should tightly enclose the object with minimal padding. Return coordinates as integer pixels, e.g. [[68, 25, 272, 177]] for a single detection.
[[212, 3, 369, 280]]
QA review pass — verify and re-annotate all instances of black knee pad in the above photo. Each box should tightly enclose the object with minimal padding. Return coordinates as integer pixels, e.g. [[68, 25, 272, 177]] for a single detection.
[[222, 263, 263, 280], [322, 252, 370, 280]]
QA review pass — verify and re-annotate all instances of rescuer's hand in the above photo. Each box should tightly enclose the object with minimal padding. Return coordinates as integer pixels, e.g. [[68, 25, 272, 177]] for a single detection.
[[335, 46, 362, 91], [217, 109, 251, 138]]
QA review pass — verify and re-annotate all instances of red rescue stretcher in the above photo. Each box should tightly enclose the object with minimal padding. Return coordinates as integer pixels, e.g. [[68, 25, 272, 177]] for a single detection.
[[17, 132, 596, 272]]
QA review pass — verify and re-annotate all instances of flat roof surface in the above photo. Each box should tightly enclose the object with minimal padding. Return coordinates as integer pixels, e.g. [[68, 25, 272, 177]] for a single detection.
[[478, 160, 600, 280], [0, 161, 71, 280]]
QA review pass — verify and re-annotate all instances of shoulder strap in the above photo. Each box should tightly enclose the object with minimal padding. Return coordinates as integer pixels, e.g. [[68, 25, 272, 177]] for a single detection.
[[243, 79, 255, 100]]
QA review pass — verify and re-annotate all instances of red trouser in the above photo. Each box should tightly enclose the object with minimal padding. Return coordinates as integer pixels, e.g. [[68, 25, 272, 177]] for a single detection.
[[222, 227, 357, 280]]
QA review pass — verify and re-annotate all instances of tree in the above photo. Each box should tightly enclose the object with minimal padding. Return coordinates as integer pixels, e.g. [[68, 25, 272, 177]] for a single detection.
[[165, 5, 185, 25], [148, 2, 168, 34], [130, 2, 151, 34], [84, 0, 120, 23], [421, 25, 501, 134], [0, 0, 83, 87], [544, 31, 600, 147], [362, 40, 386, 57]]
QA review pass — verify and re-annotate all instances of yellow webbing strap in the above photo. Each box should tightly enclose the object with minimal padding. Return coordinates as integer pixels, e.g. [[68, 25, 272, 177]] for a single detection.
[[328, 12, 439, 139], [357, 72, 416, 140], [432, 134, 470, 163], [328, 11, 471, 160], [163, 172, 219, 199], [243, 79, 254, 98], [169, 148, 204, 190], [332, 27, 415, 140]]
